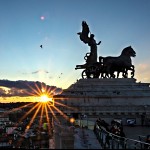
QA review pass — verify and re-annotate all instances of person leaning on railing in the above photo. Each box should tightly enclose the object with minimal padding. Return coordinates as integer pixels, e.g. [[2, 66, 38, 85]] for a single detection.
[[96, 118, 110, 131]]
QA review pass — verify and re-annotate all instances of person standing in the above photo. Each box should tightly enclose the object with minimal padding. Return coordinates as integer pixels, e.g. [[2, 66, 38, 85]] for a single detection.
[[141, 113, 145, 126]]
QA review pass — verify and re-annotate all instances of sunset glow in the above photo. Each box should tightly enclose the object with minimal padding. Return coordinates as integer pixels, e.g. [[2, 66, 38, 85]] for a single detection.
[[0, 80, 77, 148], [40, 94, 49, 103]]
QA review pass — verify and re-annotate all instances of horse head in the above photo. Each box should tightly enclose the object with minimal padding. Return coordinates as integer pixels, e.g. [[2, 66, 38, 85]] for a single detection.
[[121, 46, 136, 57]]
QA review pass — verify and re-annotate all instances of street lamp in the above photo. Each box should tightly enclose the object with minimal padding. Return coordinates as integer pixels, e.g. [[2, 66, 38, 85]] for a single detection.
[[70, 117, 75, 126]]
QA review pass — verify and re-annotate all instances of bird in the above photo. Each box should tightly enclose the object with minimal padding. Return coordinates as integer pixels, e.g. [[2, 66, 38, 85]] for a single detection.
[[40, 45, 43, 48]]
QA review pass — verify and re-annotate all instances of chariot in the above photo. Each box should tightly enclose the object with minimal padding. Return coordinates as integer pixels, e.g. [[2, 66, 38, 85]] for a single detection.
[[75, 46, 136, 79], [76, 21, 136, 79]]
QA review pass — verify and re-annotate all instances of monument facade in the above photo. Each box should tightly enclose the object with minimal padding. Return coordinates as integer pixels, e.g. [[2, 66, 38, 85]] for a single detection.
[[53, 21, 150, 126]]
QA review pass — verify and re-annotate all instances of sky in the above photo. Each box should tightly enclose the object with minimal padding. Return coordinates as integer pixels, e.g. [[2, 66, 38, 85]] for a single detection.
[[0, 0, 150, 102]]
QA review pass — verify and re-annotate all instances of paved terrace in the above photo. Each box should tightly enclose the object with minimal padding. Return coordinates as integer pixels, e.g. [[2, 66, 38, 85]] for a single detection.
[[52, 118, 150, 149], [74, 127, 101, 149], [124, 126, 150, 140], [74, 120, 150, 149]]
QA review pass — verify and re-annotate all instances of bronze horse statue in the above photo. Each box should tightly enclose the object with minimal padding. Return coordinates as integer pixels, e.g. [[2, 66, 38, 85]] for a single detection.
[[75, 21, 137, 79], [99, 46, 136, 78]]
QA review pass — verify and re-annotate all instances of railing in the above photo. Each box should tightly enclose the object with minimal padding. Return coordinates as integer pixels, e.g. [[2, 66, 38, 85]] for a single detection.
[[94, 123, 150, 149]]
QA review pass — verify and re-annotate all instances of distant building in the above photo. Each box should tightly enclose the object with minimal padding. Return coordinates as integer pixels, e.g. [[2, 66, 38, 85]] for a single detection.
[[0, 108, 9, 125]]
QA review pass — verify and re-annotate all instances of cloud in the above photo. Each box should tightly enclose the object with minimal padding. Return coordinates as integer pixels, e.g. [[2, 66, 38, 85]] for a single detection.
[[22, 69, 49, 75], [136, 63, 149, 71], [135, 63, 150, 83], [0, 79, 62, 97], [32, 70, 49, 74]]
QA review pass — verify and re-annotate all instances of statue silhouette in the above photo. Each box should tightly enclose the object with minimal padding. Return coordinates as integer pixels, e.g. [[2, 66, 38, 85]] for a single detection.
[[77, 21, 101, 64], [77, 21, 90, 44], [87, 34, 101, 64], [76, 22, 136, 79]]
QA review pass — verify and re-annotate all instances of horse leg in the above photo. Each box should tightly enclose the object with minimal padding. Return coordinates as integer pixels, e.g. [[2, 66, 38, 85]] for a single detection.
[[105, 72, 110, 78], [102, 66, 109, 78], [123, 68, 128, 78], [110, 70, 115, 78], [111, 73, 115, 78], [131, 65, 135, 78], [117, 71, 120, 78], [94, 70, 100, 78]]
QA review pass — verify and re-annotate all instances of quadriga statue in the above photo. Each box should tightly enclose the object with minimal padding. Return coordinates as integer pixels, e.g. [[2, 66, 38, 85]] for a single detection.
[[75, 21, 136, 79], [99, 46, 136, 78]]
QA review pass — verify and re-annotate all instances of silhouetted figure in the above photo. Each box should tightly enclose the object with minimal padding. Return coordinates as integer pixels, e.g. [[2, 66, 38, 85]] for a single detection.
[[96, 118, 109, 131], [87, 34, 101, 64], [110, 120, 123, 136], [40, 45, 43, 48], [77, 21, 101, 64], [119, 127, 126, 148], [141, 113, 145, 126], [120, 127, 125, 138]]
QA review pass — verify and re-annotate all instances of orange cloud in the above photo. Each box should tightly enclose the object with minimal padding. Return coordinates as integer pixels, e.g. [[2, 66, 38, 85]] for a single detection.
[[135, 63, 150, 83]]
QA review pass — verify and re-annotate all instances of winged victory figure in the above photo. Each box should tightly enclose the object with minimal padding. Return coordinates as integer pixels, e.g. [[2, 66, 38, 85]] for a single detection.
[[77, 21, 90, 44]]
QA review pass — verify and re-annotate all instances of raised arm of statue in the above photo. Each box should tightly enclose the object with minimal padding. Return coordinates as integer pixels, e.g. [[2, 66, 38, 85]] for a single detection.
[[97, 41, 101, 45], [88, 34, 101, 47]]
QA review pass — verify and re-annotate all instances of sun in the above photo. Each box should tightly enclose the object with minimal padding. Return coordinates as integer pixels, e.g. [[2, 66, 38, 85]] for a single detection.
[[40, 94, 49, 103]]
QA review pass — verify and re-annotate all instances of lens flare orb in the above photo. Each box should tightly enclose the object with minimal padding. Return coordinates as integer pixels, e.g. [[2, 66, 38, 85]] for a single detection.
[[40, 16, 45, 20]]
